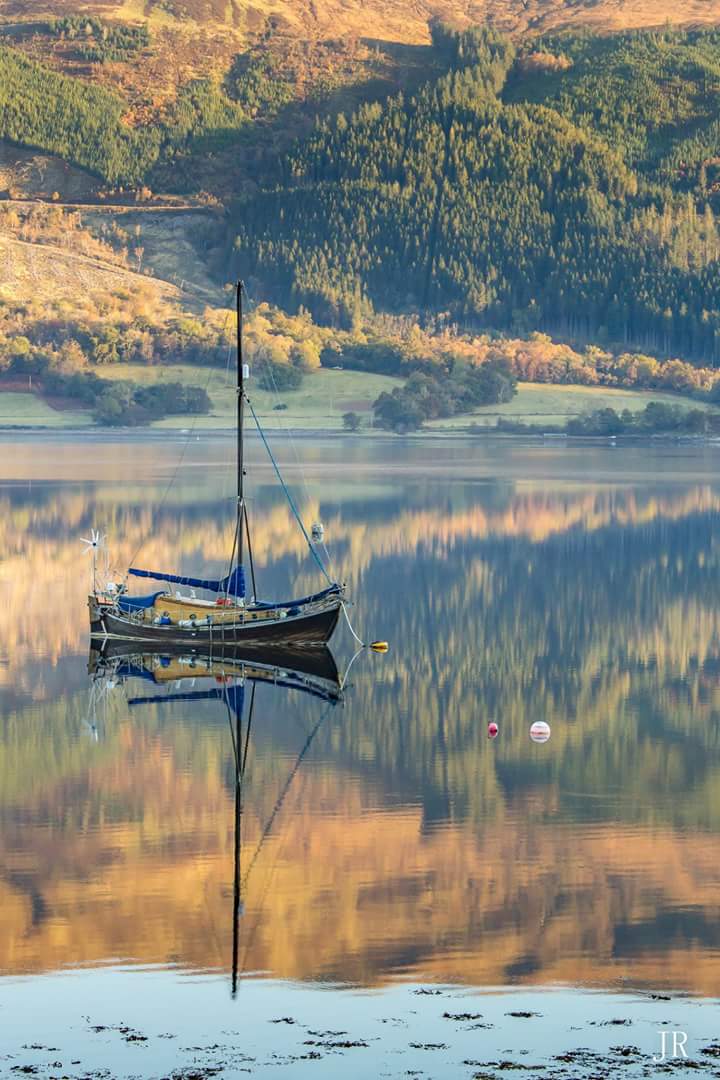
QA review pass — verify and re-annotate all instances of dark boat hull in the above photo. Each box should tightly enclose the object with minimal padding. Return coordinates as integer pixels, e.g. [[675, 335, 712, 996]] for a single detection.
[[90, 600, 341, 647], [90, 639, 341, 688]]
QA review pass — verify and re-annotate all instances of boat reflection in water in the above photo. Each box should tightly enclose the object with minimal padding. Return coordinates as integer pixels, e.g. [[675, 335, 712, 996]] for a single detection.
[[89, 641, 343, 704], [88, 641, 344, 994]]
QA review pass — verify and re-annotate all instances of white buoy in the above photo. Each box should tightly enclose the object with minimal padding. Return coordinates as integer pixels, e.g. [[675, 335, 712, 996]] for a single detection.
[[530, 721, 551, 744], [311, 522, 325, 543]]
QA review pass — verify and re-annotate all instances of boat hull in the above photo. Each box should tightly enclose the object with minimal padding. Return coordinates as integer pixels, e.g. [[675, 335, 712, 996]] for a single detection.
[[90, 599, 342, 646], [91, 639, 341, 687]]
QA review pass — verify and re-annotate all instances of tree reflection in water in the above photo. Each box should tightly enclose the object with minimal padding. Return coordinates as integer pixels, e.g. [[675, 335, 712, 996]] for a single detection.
[[1, 437, 720, 993]]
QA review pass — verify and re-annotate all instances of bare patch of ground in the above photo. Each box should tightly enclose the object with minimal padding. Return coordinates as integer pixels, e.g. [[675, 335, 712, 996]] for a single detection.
[[0, 231, 184, 308], [0, 144, 100, 202], [81, 207, 223, 301]]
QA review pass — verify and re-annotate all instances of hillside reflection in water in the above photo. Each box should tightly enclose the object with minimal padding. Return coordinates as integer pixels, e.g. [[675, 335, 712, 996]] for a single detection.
[[1, 436, 720, 994]]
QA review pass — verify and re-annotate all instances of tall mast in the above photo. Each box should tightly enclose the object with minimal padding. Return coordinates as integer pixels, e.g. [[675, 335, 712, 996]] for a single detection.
[[231, 682, 254, 998], [237, 281, 244, 571], [231, 698, 242, 997]]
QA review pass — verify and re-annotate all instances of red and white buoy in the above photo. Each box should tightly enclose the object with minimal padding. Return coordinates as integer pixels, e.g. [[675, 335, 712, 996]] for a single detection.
[[488, 722, 499, 738], [530, 721, 551, 743]]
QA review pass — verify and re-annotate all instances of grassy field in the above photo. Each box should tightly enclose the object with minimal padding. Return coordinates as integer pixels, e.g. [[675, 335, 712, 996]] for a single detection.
[[0, 391, 89, 427], [98, 365, 403, 430], [426, 383, 713, 431], [100, 366, 714, 432], [0, 375, 714, 432]]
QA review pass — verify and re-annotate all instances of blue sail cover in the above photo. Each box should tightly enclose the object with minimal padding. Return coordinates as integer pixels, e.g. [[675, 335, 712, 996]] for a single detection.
[[252, 584, 342, 610], [128, 565, 246, 599], [118, 590, 164, 613]]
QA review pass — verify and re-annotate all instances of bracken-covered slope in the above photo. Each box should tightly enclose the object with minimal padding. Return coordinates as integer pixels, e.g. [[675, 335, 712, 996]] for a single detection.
[[2, 0, 720, 42]]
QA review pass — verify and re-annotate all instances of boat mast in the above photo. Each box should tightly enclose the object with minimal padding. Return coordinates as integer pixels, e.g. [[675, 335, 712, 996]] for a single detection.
[[231, 682, 254, 998], [237, 281, 245, 576], [231, 696, 242, 997], [229, 278, 256, 601]]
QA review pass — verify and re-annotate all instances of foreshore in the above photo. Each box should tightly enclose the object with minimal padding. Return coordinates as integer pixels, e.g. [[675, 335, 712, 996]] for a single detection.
[[2, 974, 718, 1079]]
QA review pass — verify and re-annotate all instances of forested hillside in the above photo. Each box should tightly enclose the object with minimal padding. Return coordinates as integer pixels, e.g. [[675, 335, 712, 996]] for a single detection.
[[504, 29, 720, 190], [6, 14, 720, 413], [0, 43, 253, 187], [0, 46, 159, 186], [234, 26, 720, 363]]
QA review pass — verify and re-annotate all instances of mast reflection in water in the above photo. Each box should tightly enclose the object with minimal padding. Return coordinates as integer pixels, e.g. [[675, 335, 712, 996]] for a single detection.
[[89, 640, 344, 997]]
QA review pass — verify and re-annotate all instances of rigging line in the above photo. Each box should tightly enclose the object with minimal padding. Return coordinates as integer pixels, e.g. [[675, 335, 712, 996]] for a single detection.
[[224, 511, 241, 598], [223, 679, 252, 785], [243, 503, 257, 600], [240, 697, 335, 892], [246, 397, 334, 585], [242, 683, 255, 778], [227, 689, 240, 772], [200, 870, 226, 973], [242, 290, 340, 597], [319, 537, 334, 575], [242, 285, 336, 578], [239, 698, 336, 974], [220, 335, 235, 507], [223, 326, 234, 386], [197, 691, 236, 980], [194, 676, 243, 976], [258, 347, 315, 512]]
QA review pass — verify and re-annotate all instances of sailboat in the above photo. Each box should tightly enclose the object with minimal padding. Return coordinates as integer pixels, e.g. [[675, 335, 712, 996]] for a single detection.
[[88, 281, 345, 647]]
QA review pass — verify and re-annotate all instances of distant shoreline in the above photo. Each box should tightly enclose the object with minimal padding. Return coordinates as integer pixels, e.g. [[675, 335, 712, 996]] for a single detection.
[[1, 425, 719, 445]]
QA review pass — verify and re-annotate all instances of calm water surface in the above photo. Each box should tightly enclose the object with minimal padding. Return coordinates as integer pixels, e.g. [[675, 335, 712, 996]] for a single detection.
[[1, 434, 720, 1075]]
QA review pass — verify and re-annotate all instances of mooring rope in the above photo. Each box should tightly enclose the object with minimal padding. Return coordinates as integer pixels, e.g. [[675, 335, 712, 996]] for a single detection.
[[340, 600, 365, 646]]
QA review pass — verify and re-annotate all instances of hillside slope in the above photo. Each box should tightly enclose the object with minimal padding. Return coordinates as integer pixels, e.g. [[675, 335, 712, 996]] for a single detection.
[[234, 27, 720, 363], [2, 0, 720, 42], [2, 6, 720, 426], [0, 225, 197, 308]]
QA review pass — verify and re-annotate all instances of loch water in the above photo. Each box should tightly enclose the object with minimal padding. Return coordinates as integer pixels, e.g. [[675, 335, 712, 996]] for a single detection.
[[1, 434, 719, 1077]]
